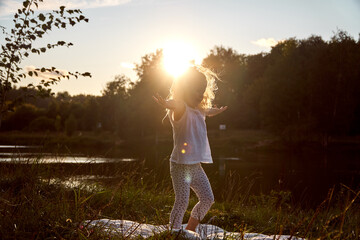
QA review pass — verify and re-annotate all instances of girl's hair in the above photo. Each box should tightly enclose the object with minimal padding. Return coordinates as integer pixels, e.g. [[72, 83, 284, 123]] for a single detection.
[[167, 65, 218, 110]]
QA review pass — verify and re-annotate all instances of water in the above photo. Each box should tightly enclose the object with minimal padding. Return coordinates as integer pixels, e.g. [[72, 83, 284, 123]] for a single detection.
[[1, 145, 359, 207], [210, 151, 360, 206], [0, 153, 137, 163], [0, 145, 138, 163]]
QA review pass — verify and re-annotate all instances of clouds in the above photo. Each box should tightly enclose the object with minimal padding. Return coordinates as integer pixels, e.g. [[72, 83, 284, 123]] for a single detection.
[[121, 62, 136, 69], [251, 38, 280, 48], [0, 0, 131, 16]]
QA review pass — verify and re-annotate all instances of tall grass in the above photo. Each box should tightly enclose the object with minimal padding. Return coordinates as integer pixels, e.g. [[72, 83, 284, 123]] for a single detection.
[[0, 158, 359, 239]]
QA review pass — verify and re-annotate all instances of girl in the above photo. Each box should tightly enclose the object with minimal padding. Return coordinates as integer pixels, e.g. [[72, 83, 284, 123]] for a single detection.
[[153, 66, 227, 231]]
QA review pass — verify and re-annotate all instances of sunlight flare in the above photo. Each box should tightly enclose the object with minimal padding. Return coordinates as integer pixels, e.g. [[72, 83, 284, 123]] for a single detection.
[[162, 41, 201, 78]]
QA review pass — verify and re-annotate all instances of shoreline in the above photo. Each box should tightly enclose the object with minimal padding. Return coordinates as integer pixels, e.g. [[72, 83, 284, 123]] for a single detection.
[[1, 130, 359, 154]]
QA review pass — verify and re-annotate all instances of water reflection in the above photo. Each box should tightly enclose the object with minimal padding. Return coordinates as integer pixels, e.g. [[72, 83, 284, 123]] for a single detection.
[[0, 145, 39, 148], [41, 175, 110, 190], [0, 156, 138, 163], [1, 145, 359, 207], [0, 145, 138, 163]]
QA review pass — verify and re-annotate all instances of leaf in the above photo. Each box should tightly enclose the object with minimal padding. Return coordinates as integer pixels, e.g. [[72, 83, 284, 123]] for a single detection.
[[69, 19, 75, 26], [82, 72, 92, 77], [38, 13, 46, 22], [23, 1, 29, 8]]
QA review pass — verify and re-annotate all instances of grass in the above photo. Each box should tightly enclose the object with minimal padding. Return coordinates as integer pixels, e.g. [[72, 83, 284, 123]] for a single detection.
[[0, 157, 359, 240]]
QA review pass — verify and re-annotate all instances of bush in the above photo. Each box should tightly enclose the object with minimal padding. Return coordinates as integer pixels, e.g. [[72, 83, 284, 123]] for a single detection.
[[65, 114, 78, 136], [29, 116, 55, 131], [2, 103, 40, 130]]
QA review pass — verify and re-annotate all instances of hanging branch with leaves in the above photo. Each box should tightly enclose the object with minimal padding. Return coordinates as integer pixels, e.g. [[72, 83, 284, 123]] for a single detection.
[[0, 0, 91, 127]]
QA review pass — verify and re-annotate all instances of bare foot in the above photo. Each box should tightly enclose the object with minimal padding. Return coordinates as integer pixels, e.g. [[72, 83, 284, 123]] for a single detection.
[[185, 217, 199, 232]]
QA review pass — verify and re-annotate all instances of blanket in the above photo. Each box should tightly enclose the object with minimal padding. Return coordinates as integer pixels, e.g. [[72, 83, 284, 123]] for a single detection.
[[83, 219, 305, 240]]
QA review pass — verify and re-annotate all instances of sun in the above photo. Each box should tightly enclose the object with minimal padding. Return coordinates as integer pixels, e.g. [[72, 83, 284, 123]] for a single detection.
[[162, 41, 201, 78]]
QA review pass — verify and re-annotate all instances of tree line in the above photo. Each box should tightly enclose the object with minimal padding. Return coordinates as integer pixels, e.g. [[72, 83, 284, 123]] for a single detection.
[[2, 31, 360, 145]]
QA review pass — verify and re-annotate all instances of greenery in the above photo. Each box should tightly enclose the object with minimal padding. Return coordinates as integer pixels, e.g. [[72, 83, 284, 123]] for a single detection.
[[0, 0, 91, 128], [1, 2, 359, 239], [0, 159, 359, 239], [1, 31, 360, 150]]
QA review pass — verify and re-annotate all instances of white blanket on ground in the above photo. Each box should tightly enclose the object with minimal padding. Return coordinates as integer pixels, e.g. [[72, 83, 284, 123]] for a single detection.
[[83, 219, 305, 240]]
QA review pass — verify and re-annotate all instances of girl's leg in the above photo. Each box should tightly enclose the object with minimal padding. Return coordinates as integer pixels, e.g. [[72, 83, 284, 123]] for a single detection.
[[169, 162, 191, 229], [186, 164, 214, 231]]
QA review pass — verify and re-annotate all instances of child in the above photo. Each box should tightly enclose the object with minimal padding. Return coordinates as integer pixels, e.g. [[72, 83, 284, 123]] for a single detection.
[[153, 66, 227, 231]]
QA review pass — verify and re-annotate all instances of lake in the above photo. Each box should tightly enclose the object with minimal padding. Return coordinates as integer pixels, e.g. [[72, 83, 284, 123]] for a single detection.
[[1, 144, 359, 208]]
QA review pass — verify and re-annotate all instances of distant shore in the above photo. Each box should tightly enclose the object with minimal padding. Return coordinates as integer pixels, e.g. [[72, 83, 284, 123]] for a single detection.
[[1, 130, 359, 154]]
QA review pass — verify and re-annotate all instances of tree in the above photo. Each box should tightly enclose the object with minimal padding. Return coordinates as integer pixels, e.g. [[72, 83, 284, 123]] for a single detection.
[[65, 114, 77, 136], [100, 75, 132, 135], [0, 0, 91, 128], [202, 46, 247, 128], [129, 49, 172, 136], [102, 74, 133, 97]]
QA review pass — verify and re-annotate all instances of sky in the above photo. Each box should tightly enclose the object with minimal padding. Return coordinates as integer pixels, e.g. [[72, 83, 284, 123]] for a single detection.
[[0, 0, 359, 96]]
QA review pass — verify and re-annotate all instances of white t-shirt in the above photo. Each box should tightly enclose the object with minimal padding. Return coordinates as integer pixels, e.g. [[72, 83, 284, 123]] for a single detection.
[[168, 104, 213, 165]]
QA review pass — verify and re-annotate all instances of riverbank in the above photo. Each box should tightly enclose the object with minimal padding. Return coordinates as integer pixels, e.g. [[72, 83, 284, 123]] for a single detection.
[[0, 159, 359, 239], [1, 130, 360, 155]]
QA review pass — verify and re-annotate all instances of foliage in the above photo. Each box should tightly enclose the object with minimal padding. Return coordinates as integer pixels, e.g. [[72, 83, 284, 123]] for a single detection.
[[65, 113, 77, 136], [0, 160, 359, 239], [128, 49, 173, 136], [1, 30, 360, 148], [29, 115, 55, 131], [201, 31, 360, 144], [100, 75, 132, 135], [0, 0, 91, 128]]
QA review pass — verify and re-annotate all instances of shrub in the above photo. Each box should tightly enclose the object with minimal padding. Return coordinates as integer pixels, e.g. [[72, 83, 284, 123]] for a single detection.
[[29, 116, 55, 131]]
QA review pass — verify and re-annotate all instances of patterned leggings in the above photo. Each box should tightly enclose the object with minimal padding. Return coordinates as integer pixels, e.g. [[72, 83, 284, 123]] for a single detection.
[[169, 162, 215, 229]]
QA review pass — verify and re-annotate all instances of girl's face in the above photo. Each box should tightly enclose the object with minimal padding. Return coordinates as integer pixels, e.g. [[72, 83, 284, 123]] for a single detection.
[[184, 78, 207, 108]]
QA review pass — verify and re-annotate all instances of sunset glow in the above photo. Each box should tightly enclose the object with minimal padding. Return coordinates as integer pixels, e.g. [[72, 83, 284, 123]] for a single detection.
[[162, 41, 201, 78]]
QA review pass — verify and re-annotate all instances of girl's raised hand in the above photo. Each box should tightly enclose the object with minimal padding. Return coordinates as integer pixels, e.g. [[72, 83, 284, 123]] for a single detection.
[[152, 93, 177, 109], [206, 106, 228, 117]]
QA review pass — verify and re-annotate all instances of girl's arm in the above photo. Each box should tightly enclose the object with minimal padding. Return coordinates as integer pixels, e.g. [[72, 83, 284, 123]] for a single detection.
[[205, 106, 228, 117], [153, 93, 185, 120]]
